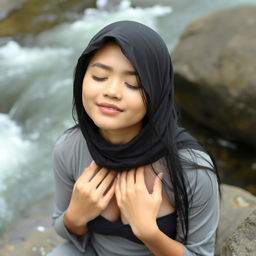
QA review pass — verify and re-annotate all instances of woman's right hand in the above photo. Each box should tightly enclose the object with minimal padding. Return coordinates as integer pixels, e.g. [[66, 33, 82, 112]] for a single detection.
[[64, 161, 117, 230]]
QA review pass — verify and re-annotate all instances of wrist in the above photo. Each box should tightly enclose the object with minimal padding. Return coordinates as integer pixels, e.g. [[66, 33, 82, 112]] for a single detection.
[[64, 208, 88, 227], [134, 222, 160, 242], [64, 210, 88, 236], [68, 206, 91, 225]]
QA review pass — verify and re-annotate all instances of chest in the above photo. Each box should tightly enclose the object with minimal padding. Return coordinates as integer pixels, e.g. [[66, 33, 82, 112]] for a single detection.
[[100, 165, 175, 223]]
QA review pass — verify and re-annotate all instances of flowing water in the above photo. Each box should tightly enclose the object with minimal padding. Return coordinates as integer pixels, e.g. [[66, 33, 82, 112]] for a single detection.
[[0, 0, 256, 235]]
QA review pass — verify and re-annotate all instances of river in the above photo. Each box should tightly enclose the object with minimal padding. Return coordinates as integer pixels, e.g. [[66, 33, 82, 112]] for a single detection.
[[0, 0, 256, 235]]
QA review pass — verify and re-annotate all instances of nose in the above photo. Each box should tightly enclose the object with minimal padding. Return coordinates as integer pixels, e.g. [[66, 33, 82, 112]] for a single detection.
[[103, 78, 122, 100]]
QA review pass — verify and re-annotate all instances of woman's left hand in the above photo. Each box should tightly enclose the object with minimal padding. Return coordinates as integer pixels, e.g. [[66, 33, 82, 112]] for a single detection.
[[115, 166, 163, 239]]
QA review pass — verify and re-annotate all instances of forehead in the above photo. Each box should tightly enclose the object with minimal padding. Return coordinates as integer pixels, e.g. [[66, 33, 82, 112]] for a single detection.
[[88, 42, 135, 70]]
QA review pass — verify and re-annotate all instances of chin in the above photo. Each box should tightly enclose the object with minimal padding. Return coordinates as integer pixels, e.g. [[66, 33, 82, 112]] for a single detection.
[[92, 119, 123, 130]]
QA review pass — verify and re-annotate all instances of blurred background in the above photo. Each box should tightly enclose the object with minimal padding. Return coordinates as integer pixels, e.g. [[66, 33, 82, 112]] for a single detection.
[[0, 0, 256, 247]]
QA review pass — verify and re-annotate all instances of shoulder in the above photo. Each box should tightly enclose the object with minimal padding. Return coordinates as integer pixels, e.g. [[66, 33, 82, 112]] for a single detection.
[[52, 127, 91, 178], [178, 148, 219, 207], [175, 149, 220, 254], [53, 127, 83, 152], [53, 127, 88, 160]]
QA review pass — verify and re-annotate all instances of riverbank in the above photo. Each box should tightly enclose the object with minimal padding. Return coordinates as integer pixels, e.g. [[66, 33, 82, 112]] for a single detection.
[[0, 196, 63, 256]]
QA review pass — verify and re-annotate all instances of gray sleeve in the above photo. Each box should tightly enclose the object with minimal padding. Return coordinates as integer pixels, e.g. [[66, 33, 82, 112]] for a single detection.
[[52, 135, 90, 252], [176, 150, 220, 256]]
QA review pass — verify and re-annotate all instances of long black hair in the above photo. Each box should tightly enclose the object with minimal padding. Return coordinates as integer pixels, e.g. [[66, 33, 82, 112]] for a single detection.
[[70, 21, 221, 242]]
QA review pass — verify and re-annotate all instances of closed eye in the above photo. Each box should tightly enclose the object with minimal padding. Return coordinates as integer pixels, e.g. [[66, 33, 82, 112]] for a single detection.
[[92, 75, 107, 81], [125, 82, 141, 90], [92, 75, 140, 89]]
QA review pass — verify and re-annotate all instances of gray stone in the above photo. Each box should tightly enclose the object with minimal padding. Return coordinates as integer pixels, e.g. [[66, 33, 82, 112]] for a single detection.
[[0, 0, 26, 20], [172, 5, 256, 147], [215, 185, 256, 255], [221, 209, 256, 256]]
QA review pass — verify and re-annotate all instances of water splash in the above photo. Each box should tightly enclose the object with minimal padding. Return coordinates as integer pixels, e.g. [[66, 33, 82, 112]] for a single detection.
[[0, 113, 31, 227]]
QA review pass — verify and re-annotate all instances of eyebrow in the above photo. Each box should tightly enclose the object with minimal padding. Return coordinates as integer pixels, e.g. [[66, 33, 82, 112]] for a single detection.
[[91, 62, 138, 76]]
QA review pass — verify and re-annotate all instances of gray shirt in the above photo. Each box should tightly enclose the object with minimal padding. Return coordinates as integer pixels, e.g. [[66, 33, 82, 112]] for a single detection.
[[52, 128, 219, 256]]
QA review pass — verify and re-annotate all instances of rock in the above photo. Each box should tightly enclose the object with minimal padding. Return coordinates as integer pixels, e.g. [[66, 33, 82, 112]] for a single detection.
[[215, 184, 256, 255], [172, 6, 256, 148], [0, 228, 64, 256], [221, 209, 256, 256], [0, 0, 96, 39], [0, 0, 27, 20]]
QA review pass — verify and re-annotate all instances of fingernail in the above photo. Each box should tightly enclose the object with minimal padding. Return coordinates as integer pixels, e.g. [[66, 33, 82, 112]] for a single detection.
[[90, 160, 95, 167]]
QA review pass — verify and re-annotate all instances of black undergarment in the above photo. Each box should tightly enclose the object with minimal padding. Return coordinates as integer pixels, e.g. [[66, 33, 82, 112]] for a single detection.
[[88, 212, 177, 244]]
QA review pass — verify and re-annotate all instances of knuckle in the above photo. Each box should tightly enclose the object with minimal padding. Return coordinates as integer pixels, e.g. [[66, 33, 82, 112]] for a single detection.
[[121, 194, 127, 202], [98, 201, 106, 209], [135, 185, 143, 192], [74, 182, 83, 192], [126, 188, 132, 194], [82, 186, 91, 195], [100, 167, 108, 174], [90, 193, 98, 203]]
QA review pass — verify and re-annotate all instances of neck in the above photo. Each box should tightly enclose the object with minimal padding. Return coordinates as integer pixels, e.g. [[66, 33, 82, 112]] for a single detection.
[[99, 126, 142, 144]]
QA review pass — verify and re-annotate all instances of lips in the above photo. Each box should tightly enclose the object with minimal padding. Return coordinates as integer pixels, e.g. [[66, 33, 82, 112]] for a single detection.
[[97, 103, 123, 112]]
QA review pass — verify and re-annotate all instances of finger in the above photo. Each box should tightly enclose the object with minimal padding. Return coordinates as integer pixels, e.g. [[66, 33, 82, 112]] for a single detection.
[[135, 166, 146, 187], [97, 171, 116, 195], [115, 175, 121, 205], [127, 169, 135, 187], [104, 178, 117, 203], [90, 167, 108, 188], [120, 171, 127, 195], [152, 172, 163, 199]]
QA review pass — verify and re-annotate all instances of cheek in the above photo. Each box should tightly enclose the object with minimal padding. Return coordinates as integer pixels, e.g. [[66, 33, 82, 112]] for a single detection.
[[82, 80, 93, 112], [130, 94, 146, 118], [82, 76, 94, 102]]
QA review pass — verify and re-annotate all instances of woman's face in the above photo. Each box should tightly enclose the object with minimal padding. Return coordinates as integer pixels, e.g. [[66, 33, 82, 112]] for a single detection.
[[82, 43, 146, 144]]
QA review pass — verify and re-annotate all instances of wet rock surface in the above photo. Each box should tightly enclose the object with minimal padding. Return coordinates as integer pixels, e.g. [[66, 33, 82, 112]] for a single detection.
[[0, 196, 64, 256], [0, 0, 96, 42], [172, 5, 256, 148], [0, 0, 27, 20], [215, 184, 256, 255], [221, 209, 256, 256]]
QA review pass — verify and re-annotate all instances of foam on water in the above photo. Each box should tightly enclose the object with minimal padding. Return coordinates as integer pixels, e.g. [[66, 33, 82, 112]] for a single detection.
[[34, 1, 171, 50], [0, 114, 30, 174], [0, 113, 31, 223]]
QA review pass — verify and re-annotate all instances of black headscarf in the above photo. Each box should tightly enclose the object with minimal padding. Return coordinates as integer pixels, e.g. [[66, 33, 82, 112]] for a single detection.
[[74, 21, 203, 171]]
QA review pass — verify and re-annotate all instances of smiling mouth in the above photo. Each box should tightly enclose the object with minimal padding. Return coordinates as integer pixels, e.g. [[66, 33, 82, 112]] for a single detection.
[[97, 103, 123, 111], [97, 103, 123, 115]]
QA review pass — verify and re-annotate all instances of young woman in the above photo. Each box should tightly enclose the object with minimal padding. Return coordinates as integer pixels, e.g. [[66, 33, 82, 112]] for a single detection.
[[49, 21, 220, 256]]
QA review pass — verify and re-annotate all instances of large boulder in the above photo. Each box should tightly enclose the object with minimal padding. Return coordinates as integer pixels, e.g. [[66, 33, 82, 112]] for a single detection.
[[216, 185, 256, 255], [0, 0, 96, 39], [221, 209, 256, 256], [172, 6, 256, 148]]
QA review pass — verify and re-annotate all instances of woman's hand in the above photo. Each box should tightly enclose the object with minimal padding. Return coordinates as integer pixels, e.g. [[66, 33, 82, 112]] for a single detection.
[[65, 161, 117, 228], [115, 166, 163, 239]]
